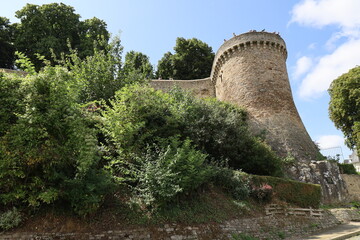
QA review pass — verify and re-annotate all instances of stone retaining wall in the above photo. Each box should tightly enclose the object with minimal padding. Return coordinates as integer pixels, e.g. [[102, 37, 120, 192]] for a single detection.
[[341, 174, 360, 202], [330, 208, 360, 223], [1, 212, 340, 240]]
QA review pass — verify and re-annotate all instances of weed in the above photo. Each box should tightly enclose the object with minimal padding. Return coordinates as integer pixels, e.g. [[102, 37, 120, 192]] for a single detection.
[[277, 231, 286, 239], [310, 223, 319, 229], [0, 207, 22, 230], [231, 233, 259, 240]]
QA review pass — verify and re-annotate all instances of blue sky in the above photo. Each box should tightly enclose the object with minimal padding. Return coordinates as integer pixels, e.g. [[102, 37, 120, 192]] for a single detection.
[[2, 0, 360, 160]]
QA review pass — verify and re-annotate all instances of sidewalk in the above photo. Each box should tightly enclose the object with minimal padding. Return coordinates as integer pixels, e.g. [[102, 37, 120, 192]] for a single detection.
[[302, 221, 360, 240]]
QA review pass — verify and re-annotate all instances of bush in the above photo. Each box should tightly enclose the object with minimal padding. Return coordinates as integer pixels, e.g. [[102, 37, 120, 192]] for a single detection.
[[211, 167, 250, 201], [251, 175, 321, 208], [251, 183, 273, 203], [0, 66, 113, 215], [101, 84, 176, 158], [169, 88, 283, 177], [0, 208, 22, 230], [129, 138, 213, 208], [101, 85, 283, 177], [0, 73, 25, 137], [338, 163, 358, 174]]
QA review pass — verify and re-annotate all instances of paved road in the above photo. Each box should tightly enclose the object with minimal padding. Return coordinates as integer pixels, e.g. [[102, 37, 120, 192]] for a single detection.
[[302, 222, 360, 240], [347, 236, 360, 240]]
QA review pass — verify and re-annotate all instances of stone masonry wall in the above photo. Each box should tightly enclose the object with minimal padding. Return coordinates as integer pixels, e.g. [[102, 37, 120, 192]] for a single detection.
[[341, 174, 360, 202], [210, 32, 318, 162], [149, 32, 349, 204], [150, 78, 215, 98], [1, 212, 340, 240], [0, 68, 27, 76], [330, 208, 360, 223]]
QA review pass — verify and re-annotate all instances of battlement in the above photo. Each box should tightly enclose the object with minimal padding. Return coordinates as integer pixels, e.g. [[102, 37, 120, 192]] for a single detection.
[[211, 32, 287, 83]]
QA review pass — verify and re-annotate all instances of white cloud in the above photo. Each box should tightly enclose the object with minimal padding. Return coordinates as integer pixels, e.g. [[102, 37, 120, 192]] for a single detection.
[[316, 135, 344, 149], [290, 0, 360, 99], [308, 43, 317, 50], [293, 56, 313, 79], [290, 0, 360, 30], [299, 39, 360, 99]]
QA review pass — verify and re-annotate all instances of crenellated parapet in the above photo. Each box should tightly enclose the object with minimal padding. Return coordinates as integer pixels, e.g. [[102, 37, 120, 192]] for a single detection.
[[211, 32, 287, 84]]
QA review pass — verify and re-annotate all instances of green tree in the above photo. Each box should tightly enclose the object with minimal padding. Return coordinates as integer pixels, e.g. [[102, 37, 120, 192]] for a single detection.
[[329, 66, 360, 150], [123, 50, 154, 79], [64, 36, 126, 103], [156, 52, 173, 79], [156, 37, 214, 80], [78, 17, 110, 58], [0, 17, 15, 69], [14, 3, 110, 71]]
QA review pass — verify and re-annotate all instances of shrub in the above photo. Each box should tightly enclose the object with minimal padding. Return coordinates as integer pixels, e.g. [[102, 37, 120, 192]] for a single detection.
[[0, 208, 22, 230], [101, 85, 283, 177], [0, 73, 25, 137], [0, 66, 113, 215], [57, 37, 135, 104], [251, 183, 273, 203], [169, 88, 282, 176], [129, 138, 213, 208], [251, 175, 321, 208], [338, 163, 357, 174], [211, 167, 250, 201], [101, 84, 176, 158]]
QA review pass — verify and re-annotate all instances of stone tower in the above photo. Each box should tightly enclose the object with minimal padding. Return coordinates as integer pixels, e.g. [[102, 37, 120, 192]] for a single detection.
[[211, 32, 319, 167], [151, 31, 349, 203]]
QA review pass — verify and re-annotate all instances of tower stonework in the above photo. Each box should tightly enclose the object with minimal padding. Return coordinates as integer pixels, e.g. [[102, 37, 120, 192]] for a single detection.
[[211, 32, 318, 164], [150, 32, 349, 203]]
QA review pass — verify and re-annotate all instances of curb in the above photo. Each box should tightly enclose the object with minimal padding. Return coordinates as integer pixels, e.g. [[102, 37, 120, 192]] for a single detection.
[[331, 229, 360, 240], [304, 222, 360, 240]]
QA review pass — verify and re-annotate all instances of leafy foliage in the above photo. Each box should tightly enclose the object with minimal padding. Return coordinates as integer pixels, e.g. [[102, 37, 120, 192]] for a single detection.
[[156, 52, 173, 79], [102, 85, 283, 177], [62, 36, 130, 104], [168, 88, 283, 176], [129, 138, 213, 208], [338, 163, 357, 174], [0, 66, 113, 215], [123, 50, 154, 79], [211, 167, 250, 201], [329, 66, 360, 150], [14, 3, 110, 71], [156, 37, 214, 79], [77, 17, 110, 59], [101, 84, 174, 158], [251, 175, 321, 208], [0, 17, 15, 69], [0, 208, 22, 230], [0, 73, 25, 137]]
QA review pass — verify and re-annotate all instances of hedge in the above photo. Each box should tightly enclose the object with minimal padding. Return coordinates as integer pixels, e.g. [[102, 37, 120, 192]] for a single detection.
[[250, 175, 321, 208], [338, 163, 357, 174]]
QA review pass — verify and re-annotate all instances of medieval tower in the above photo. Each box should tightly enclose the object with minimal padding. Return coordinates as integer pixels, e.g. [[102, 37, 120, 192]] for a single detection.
[[210, 32, 319, 178], [151, 31, 348, 203]]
